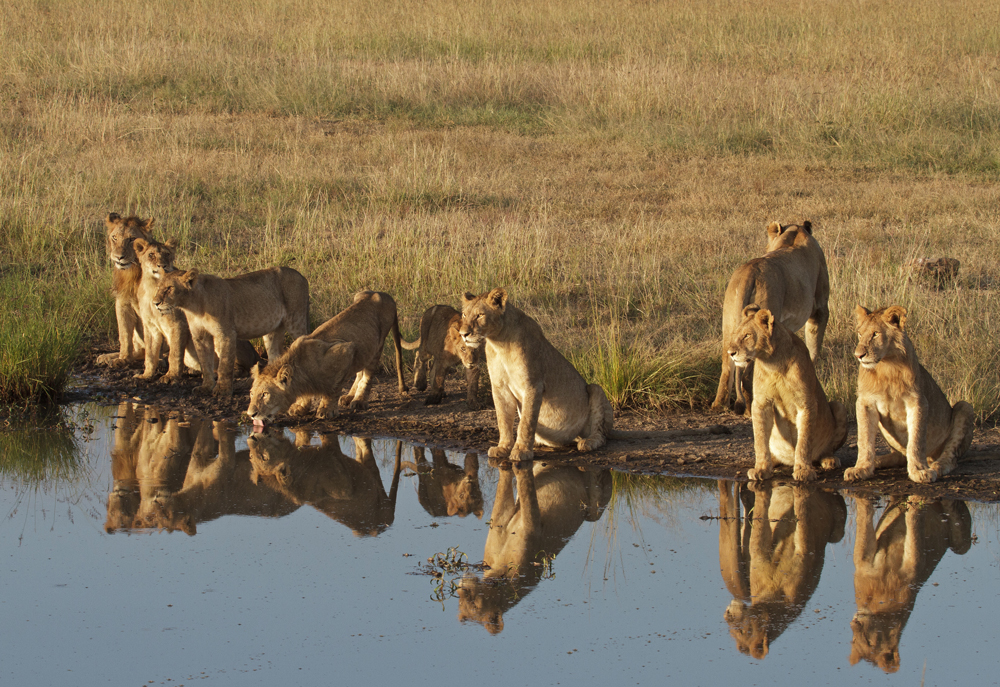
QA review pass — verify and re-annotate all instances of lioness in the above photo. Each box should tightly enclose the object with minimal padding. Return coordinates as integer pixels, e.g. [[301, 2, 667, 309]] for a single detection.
[[97, 213, 154, 367], [403, 304, 481, 409], [849, 495, 971, 672], [718, 481, 846, 660], [153, 266, 310, 397], [846, 305, 974, 484], [728, 305, 847, 481], [457, 462, 611, 633], [247, 291, 408, 425], [459, 288, 613, 462], [713, 221, 831, 415], [248, 430, 402, 537]]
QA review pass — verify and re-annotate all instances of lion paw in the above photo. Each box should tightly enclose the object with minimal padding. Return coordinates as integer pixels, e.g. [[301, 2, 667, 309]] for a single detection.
[[488, 446, 511, 459], [338, 394, 353, 408], [843, 466, 872, 482], [466, 398, 482, 411], [746, 468, 772, 481], [819, 456, 841, 471], [793, 466, 817, 482], [159, 373, 183, 386], [193, 385, 213, 397], [908, 466, 938, 484], [509, 446, 534, 463], [349, 399, 368, 411], [424, 392, 444, 406]]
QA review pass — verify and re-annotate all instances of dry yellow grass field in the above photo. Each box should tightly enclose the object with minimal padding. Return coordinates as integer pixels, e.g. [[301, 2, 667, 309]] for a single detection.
[[2, 0, 999, 412]]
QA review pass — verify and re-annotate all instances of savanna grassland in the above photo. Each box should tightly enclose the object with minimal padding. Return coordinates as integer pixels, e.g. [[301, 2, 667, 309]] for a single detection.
[[2, 0, 1000, 414]]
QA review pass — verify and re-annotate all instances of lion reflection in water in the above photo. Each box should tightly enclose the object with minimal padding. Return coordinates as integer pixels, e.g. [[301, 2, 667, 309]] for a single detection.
[[247, 430, 402, 537], [717, 480, 846, 659], [457, 462, 611, 634], [403, 447, 483, 519], [105, 402, 296, 534], [849, 494, 971, 673]]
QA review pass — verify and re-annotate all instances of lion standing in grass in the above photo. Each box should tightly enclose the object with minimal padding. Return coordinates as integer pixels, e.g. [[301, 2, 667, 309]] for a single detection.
[[727, 305, 847, 482], [845, 305, 974, 484], [97, 213, 155, 367], [403, 304, 481, 409], [713, 220, 830, 415], [460, 288, 614, 462]]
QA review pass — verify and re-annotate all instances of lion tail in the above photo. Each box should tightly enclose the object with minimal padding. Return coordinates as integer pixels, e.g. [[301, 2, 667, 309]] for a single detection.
[[401, 337, 421, 351]]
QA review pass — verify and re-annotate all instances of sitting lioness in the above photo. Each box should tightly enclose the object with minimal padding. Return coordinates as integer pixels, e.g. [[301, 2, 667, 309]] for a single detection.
[[849, 494, 971, 672], [247, 291, 408, 425], [845, 305, 974, 484], [728, 305, 847, 481], [713, 220, 830, 415], [153, 265, 310, 397], [402, 304, 481, 409], [97, 213, 155, 367], [459, 288, 613, 462]]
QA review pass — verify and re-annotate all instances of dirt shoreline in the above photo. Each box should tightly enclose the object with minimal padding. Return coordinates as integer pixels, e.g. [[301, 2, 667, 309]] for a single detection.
[[70, 352, 1000, 503]]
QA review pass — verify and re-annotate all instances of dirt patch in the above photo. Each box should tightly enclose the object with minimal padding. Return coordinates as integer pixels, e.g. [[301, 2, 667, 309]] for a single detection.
[[71, 347, 1000, 502]]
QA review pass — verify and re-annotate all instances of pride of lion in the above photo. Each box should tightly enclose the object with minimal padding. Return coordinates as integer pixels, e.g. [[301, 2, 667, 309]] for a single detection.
[[99, 211, 974, 487]]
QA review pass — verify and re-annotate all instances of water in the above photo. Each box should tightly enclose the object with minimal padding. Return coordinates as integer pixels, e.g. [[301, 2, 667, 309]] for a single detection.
[[1, 403, 997, 686]]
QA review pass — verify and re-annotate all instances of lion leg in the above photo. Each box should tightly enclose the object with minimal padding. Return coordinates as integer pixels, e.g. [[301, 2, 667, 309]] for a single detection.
[[845, 400, 879, 481], [820, 401, 848, 471], [192, 332, 217, 395], [747, 398, 775, 481], [712, 354, 733, 411], [289, 397, 315, 417], [262, 328, 286, 363], [100, 301, 144, 367], [488, 386, 517, 460], [804, 305, 829, 363], [905, 402, 938, 484], [159, 317, 189, 385], [135, 326, 165, 380], [348, 368, 375, 410], [926, 401, 974, 478], [413, 351, 429, 392], [424, 357, 447, 406], [213, 334, 236, 398], [734, 362, 753, 416], [464, 365, 481, 410], [510, 384, 543, 463], [576, 384, 613, 452]]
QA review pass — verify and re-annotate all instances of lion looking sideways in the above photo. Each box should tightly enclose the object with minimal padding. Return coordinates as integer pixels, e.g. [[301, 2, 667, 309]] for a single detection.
[[402, 304, 481, 409], [728, 304, 847, 482], [845, 305, 974, 484], [459, 288, 614, 461], [713, 220, 830, 415], [153, 265, 309, 397], [97, 213, 155, 367], [247, 290, 407, 426]]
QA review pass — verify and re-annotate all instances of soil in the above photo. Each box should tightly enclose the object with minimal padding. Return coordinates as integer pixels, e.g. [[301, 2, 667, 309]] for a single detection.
[[71, 346, 1000, 503]]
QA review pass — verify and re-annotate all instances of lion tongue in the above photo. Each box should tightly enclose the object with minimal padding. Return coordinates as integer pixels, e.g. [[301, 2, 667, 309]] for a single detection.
[[252, 419, 266, 432]]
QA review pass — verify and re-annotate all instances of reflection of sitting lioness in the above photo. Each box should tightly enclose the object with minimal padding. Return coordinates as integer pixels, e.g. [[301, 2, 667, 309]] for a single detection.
[[718, 481, 846, 659], [145, 422, 298, 535], [248, 430, 402, 537], [849, 495, 972, 673], [404, 448, 483, 518], [105, 402, 146, 533], [129, 408, 199, 530], [457, 463, 611, 634]]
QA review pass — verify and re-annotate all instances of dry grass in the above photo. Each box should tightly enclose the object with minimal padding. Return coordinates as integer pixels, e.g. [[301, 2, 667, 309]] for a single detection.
[[1, 0, 999, 413]]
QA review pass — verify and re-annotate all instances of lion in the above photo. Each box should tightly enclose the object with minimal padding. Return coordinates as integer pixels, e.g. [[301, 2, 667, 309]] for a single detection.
[[402, 304, 482, 409], [459, 288, 614, 462], [153, 265, 310, 397], [403, 447, 483, 518], [713, 220, 831, 415], [142, 421, 298, 535], [247, 430, 402, 537], [849, 494, 971, 672], [247, 291, 408, 425], [845, 305, 974, 484], [718, 481, 846, 660], [127, 408, 200, 531], [104, 402, 145, 533], [728, 305, 847, 481], [457, 462, 611, 633], [97, 213, 155, 367]]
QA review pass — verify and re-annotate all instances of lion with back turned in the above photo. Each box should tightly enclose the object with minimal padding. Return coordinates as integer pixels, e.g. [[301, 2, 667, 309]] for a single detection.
[[402, 304, 481, 409], [459, 288, 614, 462]]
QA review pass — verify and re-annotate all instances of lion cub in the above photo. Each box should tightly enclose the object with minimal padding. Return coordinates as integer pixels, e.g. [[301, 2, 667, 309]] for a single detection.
[[460, 288, 614, 462], [728, 305, 847, 482], [402, 304, 481, 409], [846, 306, 974, 484], [153, 266, 309, 397]]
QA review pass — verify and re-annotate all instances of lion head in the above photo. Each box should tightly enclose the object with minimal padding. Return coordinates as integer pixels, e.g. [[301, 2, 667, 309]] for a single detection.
[[248, 362, 298, 427], [247, 428, 294, 486], [764, 220, 812, 252], [854, 305, 908, 369], [105, 212, 155, 270], [446, 322, 480, 369], [132, 236, 177, 281], [152, 269, 198, 314], [727, 305, 776, 369], [460, 288, 508, 349]]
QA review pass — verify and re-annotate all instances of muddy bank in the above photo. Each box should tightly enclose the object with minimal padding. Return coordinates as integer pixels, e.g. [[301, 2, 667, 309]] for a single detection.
[[71, 352, 1000, 502]]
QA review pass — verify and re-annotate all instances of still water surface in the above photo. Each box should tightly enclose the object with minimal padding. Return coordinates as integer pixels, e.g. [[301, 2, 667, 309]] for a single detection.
[[1, 403, 997, 685]]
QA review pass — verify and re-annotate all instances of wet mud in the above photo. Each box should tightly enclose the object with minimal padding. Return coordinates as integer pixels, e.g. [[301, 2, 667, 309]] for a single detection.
[[71, 347, 1000, 502]]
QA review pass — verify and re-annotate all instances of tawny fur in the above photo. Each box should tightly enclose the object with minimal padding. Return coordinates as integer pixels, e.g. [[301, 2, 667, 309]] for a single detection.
[[718, 481, 846, 660], [153, 265, 310, 397], [460, 288, 614, 462], [402, 304, 481, 409], [713, 220, 831, 415], [247, 291, 408, 424], [846, 305, 974, 484], [403, 447, 483, 518], [849, 495, 971, 672], [728, 305, 847, 482], [97, 213, 155, 367]]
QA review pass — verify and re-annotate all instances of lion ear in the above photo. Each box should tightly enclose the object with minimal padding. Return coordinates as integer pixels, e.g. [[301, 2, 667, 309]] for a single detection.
[[801, 220, 812, 234], [144, 217, 156, 231], [741, 304, 761, 320], [276, 365, 292, 387], [250, 362, 264, 380], [883, 306, 907, 330], [133, 238, 149, 254], [462, 291, 477, 304], [488, 287, 508, 311], [854, 305, 872, 327], [754, 308, 773, 332], [164, 237, 177, 250], [183, 269, 199, 287], [106, 212, 122, 225], [766, 221, 783, 240]]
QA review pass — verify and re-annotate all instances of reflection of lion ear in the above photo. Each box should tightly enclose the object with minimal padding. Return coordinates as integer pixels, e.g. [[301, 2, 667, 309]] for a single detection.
[[882, 305, 907, 330], [181, 515, 196, 536], [486, 612, 504, 635], [276, 463, 292, 487]]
